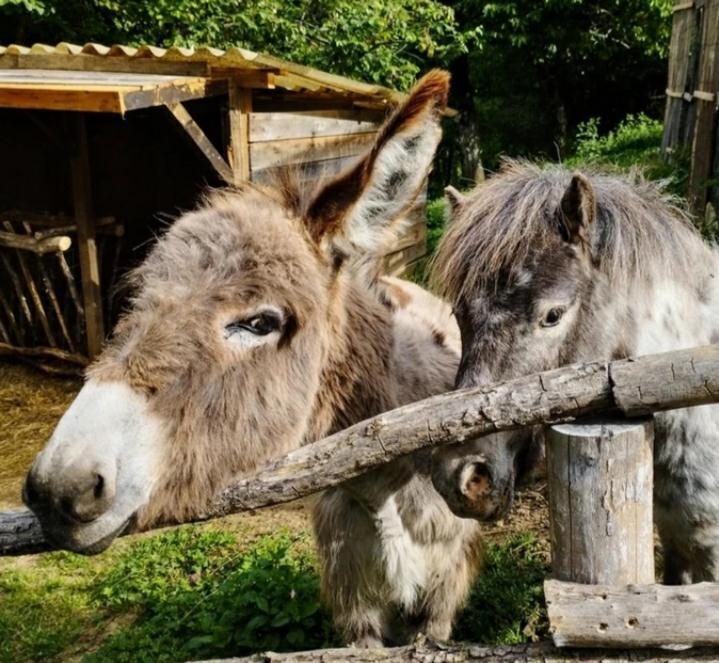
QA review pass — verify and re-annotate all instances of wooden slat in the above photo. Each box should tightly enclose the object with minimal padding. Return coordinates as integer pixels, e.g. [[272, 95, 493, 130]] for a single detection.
[[688, 0, 719, 214], [228, 84, 252, 183], [122, 77, 227, 112], [70, 113, 104, 359], [166, 102, 234, 183], [250, 132, 376, 171], [0, 86, 123, 112], [249, 109, 382, 142]]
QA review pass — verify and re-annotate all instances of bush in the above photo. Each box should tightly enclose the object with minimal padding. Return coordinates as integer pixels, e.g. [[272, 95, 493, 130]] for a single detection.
[[90, 528, 333, 662], [567, 114, 689, 196]]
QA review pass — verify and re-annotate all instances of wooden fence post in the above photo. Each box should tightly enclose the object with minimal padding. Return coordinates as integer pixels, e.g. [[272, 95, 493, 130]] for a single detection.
[[547, 417, 655, 585]]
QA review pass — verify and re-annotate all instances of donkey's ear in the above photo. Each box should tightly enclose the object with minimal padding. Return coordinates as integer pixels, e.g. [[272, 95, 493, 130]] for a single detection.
[[445, 185, 468, 217], [559, 173, 595, 245], [305, 70, 450, 259]]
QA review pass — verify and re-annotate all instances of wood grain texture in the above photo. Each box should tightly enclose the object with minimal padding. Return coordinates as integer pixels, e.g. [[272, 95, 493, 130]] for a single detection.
[[201, 639, 719, 662], [546, 580, 719, 647], [249, 109, 382, 142], [2, 345, 719, 556], [228, 83, 252, 183], [547, 419, 654, 585], [0, 230, 71, 254]]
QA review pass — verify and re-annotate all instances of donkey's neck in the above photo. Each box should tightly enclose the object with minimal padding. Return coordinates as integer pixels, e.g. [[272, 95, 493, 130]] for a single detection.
[[306, 277, 397, 441]]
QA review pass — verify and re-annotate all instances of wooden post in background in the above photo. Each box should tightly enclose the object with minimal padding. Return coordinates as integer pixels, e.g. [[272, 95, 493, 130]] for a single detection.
[[228, 83, 251, 184], [70, 113, 104, 359], [547, 417, 655, 585]]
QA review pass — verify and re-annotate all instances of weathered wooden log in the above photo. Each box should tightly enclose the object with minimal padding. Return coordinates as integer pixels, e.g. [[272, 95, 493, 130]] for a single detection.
[[545, 579, 719, 648], [547, 418, 654, 585], [0, 341, 88, 365], [0, 229, 71, 254], [0, 509, 48, 556], [198, 639, 719, 662], [1, 345, 719, 556]]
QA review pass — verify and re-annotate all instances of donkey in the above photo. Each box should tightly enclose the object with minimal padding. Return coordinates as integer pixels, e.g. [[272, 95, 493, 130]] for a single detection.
[[21, 72, 515, 646], [431, 160, 719, 583]]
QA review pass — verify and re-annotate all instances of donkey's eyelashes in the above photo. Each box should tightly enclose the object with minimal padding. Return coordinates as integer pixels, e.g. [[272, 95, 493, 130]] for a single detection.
[[222, 306, 285, 348]]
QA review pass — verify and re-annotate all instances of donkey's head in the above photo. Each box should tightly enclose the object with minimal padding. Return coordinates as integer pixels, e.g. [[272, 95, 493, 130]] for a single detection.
[[24, 71, 449, 553]]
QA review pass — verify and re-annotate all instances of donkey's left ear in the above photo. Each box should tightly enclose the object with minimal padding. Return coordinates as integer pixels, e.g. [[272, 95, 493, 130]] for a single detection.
[[559, 173, 595, 245], [305, 70, 449, 260]]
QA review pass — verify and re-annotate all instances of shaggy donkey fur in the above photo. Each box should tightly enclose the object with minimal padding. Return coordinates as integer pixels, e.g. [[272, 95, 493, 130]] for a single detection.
[[433, 160, 719, 583], [25, 72, 490, 646]]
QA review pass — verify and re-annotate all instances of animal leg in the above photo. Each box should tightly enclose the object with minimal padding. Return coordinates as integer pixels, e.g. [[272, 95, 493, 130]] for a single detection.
[[312, 488, 393, 646]]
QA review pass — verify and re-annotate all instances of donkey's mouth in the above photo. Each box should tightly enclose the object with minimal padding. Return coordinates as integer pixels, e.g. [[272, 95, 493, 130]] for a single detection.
[[38, 512, 136, 555]]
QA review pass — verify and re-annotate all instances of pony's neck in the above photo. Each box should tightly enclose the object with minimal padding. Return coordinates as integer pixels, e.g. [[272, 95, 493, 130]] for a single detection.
[[596, 243, 719, 359], [306, 275, 397, 441]]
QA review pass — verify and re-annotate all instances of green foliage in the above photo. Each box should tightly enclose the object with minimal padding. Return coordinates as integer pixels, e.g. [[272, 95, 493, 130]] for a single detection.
[[567, 114, 689, 196], [425, 197, 449, 257], [89, 528, 332, 661], [454, 534, 549, 644], [0, 0, 472, 89]]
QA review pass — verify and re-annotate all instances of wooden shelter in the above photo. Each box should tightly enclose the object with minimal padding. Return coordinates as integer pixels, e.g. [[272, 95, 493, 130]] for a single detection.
[[0, 43, 431, 368], [662, 0, 719, 217]]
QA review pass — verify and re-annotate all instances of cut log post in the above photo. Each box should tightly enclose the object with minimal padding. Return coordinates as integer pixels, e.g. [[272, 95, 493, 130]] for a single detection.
[[547, 417, 654, 585], [2, 345, 719, 556], [0, 230, 72, 254], [545, 580, 719, 648]]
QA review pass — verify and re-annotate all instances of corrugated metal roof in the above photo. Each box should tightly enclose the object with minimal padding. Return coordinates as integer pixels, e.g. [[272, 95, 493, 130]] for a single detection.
[[0, 42, 405, 107]]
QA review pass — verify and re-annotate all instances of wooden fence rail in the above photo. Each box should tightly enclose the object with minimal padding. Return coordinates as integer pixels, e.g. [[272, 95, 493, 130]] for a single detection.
[[1, 344, 719, 556]]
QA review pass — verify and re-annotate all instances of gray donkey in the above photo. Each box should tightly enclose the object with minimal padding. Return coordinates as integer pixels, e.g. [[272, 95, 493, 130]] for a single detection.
[[431, 160, 719, 584]]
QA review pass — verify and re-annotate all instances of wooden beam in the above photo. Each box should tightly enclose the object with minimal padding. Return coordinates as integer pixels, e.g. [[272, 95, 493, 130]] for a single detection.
[[546, 580, 719, 648], [166, 102, 234, 183], [70, 113, 104, 359], [3, 344, 719, 556], [249, 109, 382, 142], [0, 230, 71, 254], [207, 640, 719, 662], [547, 418, 655, 585], [0, 86, 123, 113], [228, 83, 252, 183]]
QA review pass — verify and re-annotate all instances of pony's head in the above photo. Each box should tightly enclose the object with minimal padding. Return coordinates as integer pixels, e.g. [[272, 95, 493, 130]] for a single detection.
[[23, 71, 450, 553]]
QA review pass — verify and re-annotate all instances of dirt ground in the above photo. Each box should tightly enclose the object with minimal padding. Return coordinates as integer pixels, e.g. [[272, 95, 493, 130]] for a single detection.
[[0, 359, 550, 551]]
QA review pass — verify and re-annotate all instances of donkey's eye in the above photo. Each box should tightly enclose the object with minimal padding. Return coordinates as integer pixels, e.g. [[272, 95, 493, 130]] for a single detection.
[[225, 311, 282, 338], [541, 307, 565, 328]]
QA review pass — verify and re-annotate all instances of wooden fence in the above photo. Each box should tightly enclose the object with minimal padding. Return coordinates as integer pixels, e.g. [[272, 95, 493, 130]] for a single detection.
[[3, 345, 719, 660], [662, 0, 719, 217]]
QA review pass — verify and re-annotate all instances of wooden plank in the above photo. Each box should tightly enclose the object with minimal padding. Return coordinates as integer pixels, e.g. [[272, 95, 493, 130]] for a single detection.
[[165, 102, 234, 183], [70, 113, 104, 359], [0, 86, 123, 112], [250, 132, 376, 171], [545, 580, 719, 647], [547, 419, 655, 585], [249, 109, 382, 142], [228, 83, 252, 184]]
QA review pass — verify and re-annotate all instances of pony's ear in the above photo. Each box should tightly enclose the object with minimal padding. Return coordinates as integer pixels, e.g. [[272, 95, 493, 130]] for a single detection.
[[444, 185, 468, 217], [559, 173, 595, 245], [304, 70, 449, 261]]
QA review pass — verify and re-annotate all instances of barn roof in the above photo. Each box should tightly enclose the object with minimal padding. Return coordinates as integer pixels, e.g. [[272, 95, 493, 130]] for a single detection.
[[0, 42, 410, 113]]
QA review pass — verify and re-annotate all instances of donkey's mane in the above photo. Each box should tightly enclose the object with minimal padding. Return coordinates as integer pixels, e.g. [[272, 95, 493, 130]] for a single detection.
[[432, 160, 705, 303]]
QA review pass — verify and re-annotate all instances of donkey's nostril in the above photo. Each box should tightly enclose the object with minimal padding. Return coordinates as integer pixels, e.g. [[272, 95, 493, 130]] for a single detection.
[[462, 462, 493, 501], [58, 470, 116, 524]]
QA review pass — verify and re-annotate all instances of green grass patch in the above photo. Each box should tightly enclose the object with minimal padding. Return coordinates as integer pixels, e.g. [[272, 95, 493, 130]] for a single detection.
[[0, 527, 548, 661]]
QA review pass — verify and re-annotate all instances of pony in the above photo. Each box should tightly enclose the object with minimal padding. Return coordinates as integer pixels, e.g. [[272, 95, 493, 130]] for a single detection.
[[22, 72, 514, 646], [432, 160, 719, 583]]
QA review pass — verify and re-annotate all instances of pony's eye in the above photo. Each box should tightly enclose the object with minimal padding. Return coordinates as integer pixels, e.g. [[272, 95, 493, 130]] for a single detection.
[[541, 307, 565, 328], [225, 311, 282, 338]]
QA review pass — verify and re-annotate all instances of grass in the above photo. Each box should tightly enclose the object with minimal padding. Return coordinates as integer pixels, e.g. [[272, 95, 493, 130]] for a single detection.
[[0, 526, 549, 662]]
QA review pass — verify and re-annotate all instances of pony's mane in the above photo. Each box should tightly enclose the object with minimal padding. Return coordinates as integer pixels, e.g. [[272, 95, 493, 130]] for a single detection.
[[432, 160, 704, 303]]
